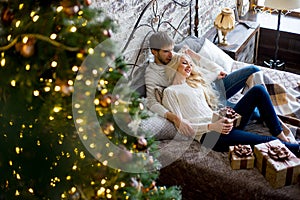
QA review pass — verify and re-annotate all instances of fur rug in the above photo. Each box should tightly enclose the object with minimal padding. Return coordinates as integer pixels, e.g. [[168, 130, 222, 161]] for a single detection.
[[157, 122, 300, 200]]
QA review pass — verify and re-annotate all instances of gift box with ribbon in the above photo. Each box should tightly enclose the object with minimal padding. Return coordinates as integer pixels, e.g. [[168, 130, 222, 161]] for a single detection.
[[229, 144, 255, 169], [254, 139, 300, 188], [212, 107, 241, 127]]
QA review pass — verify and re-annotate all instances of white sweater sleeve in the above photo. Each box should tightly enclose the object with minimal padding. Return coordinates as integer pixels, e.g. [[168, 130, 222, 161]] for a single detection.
[[192, 54, 225, 83], [145, 65, 169, 117]]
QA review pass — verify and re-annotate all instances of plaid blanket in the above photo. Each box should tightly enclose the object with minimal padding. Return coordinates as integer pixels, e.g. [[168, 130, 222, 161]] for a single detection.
[[231, 62, 300, 140], [244, 70, 300, 118]]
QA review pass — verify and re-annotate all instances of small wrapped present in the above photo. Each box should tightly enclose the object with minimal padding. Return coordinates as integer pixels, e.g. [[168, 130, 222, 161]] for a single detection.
[[254, 140, 300, 188], [229, 144, 255, 169], [212, 107, 241, 127]]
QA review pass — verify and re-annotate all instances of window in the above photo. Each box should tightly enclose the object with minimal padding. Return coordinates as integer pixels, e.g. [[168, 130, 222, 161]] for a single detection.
[[256, 0, 300, 14]]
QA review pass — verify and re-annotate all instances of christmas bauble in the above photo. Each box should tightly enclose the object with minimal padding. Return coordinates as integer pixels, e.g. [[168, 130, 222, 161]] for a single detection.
[[119, 149, 133, 163], [1, 7, 14, 25], [84, 0, 92, 6], [136, 137, 147, 151]]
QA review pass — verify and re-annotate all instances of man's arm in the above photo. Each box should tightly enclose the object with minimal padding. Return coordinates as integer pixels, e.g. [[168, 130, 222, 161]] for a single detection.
[[164, 110, 195, 138], [145, 64, 195, 136], [144, 65, 169, 117]]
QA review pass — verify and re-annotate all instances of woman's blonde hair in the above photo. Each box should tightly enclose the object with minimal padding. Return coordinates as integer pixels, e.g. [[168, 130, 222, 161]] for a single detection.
[[165, 53, 219, 109]]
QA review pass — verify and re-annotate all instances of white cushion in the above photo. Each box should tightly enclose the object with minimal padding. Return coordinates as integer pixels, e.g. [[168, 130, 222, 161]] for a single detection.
[[198, 38, 234, 72], [174, 35, 205, 53]]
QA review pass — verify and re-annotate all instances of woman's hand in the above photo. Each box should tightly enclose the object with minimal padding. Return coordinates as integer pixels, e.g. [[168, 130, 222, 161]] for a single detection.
[[181, 45, 201, 61], [209, 118, 233, 134], [217, 71, 227, 79]]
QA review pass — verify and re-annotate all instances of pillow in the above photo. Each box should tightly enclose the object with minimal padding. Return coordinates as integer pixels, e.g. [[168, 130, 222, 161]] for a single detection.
[[198, 38, 234, 73], [174, 35, 205, 53], [139, 115, 189, 141]]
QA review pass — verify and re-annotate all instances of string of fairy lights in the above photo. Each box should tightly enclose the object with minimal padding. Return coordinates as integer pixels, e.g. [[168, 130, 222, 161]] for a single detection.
[[0, 2, 127, 199], [251, 3, 293, 15], [0, 1, 169, 199]]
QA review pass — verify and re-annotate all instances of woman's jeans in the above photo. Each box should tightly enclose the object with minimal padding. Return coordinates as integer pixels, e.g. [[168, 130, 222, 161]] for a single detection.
[[223, 65, 260, 99], [201, 85, 300, 155], [215, 65, 260, 117]]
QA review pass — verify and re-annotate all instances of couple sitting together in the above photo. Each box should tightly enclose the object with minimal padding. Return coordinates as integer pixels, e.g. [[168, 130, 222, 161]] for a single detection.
[[144, 31, 300, 156]]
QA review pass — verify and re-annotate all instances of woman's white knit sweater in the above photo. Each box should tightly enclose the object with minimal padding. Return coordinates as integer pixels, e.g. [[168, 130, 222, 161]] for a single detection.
[[145, 54, 224, 118], [162, 82, 213, 141]]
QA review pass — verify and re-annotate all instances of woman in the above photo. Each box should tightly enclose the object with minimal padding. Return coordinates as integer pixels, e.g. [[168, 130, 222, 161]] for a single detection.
[[161, 53, 300, 155]]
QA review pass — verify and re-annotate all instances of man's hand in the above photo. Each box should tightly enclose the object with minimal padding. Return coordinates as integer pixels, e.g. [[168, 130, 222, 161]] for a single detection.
[[165, 112, 195, 137], [217, 71, 227, 79], [174, 118, 195, 137]]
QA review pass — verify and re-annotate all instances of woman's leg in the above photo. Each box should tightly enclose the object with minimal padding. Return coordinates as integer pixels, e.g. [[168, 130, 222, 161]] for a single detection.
[[233, 85, 282, 137], [222, 65, 260, 99], [208, 129, 300, 156]]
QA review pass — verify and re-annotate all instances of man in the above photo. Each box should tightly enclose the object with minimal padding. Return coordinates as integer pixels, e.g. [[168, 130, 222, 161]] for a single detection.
[[145, 31, 260, 137]]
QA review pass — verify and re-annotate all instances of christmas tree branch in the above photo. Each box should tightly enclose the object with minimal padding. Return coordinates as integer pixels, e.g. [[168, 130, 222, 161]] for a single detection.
[[0, 37, 18, 51], [0, 33, 80, 52]]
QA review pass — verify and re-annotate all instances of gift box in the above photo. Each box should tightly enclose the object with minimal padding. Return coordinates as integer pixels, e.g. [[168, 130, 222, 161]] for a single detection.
[[254, 140, 300, 188], [212, 107, 241, 127], [229, 144, 255, 170]]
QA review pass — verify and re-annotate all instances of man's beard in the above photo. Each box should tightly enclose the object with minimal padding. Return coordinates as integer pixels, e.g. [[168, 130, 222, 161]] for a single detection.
[[158, 56, 170, 65]]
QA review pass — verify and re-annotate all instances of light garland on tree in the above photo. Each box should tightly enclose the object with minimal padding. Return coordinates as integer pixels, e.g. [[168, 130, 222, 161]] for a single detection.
[[0, 1, 181, 199]]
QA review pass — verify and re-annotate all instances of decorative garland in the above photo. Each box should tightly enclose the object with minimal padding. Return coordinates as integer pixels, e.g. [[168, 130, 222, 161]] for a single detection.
[[0, 33, 80, 52]]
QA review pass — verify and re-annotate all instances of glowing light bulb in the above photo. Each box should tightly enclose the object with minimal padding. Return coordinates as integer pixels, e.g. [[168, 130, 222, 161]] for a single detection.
[[97, 187, 105, 196], [11, 80, 16, 87], [32, 15, 39, 22], [25, 64, 30, 70], [1, 58, 5, 67], [56, 6, 63, 12], [33, 90, 39, 96], [101, 88, 108, 95], [51, 61, 58, 68], [70, 26, 77, 32], [54, 86, 61, 91], [72, 165, 77, 170], [72, 66, 79, 72], [114, 185, 119, 190], [44, 86, 51, 92], [53, 106, 62, 113], [16, 174, 21, 179], [15, 20, 21, 28], [22, 37, 29, 44], [50, 34, 57, 40], [88, 48, 94, 54], [71, 187, 76, 193], [79, 151, 85, 159], [19, 4, 24, 10]]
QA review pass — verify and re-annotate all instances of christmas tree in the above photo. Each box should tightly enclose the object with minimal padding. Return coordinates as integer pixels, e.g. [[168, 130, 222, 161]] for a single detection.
[[0, 0, 181, 199]]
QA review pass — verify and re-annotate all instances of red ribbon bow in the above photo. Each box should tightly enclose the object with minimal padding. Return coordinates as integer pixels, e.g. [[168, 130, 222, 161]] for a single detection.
[[268, 145, 290, 161], [234, 144, 253, 157]]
